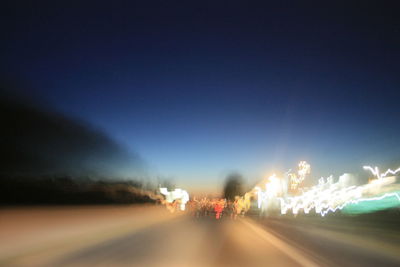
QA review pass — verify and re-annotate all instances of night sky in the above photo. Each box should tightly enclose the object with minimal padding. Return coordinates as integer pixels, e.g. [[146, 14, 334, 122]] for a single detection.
[[1, 1, 400, 192]]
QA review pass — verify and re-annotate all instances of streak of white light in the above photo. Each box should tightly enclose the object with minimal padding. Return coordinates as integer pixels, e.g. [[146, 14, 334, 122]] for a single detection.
[[159, 188, 190, 210], [363, 166, 400, 179], [279, 166, 399, 216], [316, 192, 400, 217]]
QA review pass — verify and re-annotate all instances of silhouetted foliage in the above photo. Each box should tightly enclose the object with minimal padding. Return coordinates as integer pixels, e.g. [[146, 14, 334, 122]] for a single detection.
[[0, 91, 153, 205], [0, 176, 155, 205], [223, 173, 245, 201], [0, 93, 144, 178], [158, 178, 176, 191]]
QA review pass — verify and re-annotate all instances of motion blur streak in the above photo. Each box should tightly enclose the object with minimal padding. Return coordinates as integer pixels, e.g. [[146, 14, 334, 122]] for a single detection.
[[279, 166, 400, 216], [241, 219, 319, 267], [342, 191, 400, 214], [307, 192, 399, 217], [0, 206, 179, 266], [251, 163, 400, 217], [280, 168, 400, 216], [289, 161, 311, 190], [159, 187, 190, 211], [1, 205, 399, 266], [363, 166, 400, 179]]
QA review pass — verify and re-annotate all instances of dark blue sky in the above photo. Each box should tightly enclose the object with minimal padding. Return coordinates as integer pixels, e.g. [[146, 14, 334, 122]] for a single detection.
[[2, 1, 400, 191]]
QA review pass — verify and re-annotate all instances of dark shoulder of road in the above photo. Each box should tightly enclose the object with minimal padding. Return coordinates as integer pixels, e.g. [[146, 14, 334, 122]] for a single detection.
[[249, 209, 400, 267]]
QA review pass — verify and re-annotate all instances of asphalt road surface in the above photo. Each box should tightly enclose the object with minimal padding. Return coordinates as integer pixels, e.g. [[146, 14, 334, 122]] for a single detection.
[[1, 206, 399, 267]]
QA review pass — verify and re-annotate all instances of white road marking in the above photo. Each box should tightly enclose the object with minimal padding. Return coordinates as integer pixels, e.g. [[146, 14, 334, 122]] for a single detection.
[[241, 219, 320, 267]]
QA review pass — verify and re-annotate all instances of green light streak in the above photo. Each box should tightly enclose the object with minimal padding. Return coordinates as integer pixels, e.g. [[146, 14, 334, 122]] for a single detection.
[[342, 191, 400, 214]]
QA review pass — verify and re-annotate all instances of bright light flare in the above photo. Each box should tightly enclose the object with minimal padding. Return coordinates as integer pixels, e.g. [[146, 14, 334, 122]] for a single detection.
[[363, 165, 400, 179], [159, 188, 189, 211], [279, 166, 400, 216], [290, 161, 310, 190]]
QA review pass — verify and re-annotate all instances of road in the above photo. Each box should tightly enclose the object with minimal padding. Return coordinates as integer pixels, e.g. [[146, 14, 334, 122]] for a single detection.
[[1, 206, 399, 266]]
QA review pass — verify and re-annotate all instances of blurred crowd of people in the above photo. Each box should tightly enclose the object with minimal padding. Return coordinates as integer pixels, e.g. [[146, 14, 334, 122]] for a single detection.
[[186, 196, 252, 220]]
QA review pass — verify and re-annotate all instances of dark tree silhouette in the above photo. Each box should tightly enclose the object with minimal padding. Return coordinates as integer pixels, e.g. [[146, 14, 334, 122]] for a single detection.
[[223, 173, 245, 201]]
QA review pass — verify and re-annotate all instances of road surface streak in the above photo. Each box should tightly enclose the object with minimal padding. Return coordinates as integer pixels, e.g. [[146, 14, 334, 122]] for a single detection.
[[54, 216, 311, 267], [2, 206, 399, 266], [259, 216, 400, 267], [0, 205, 178, 265]]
